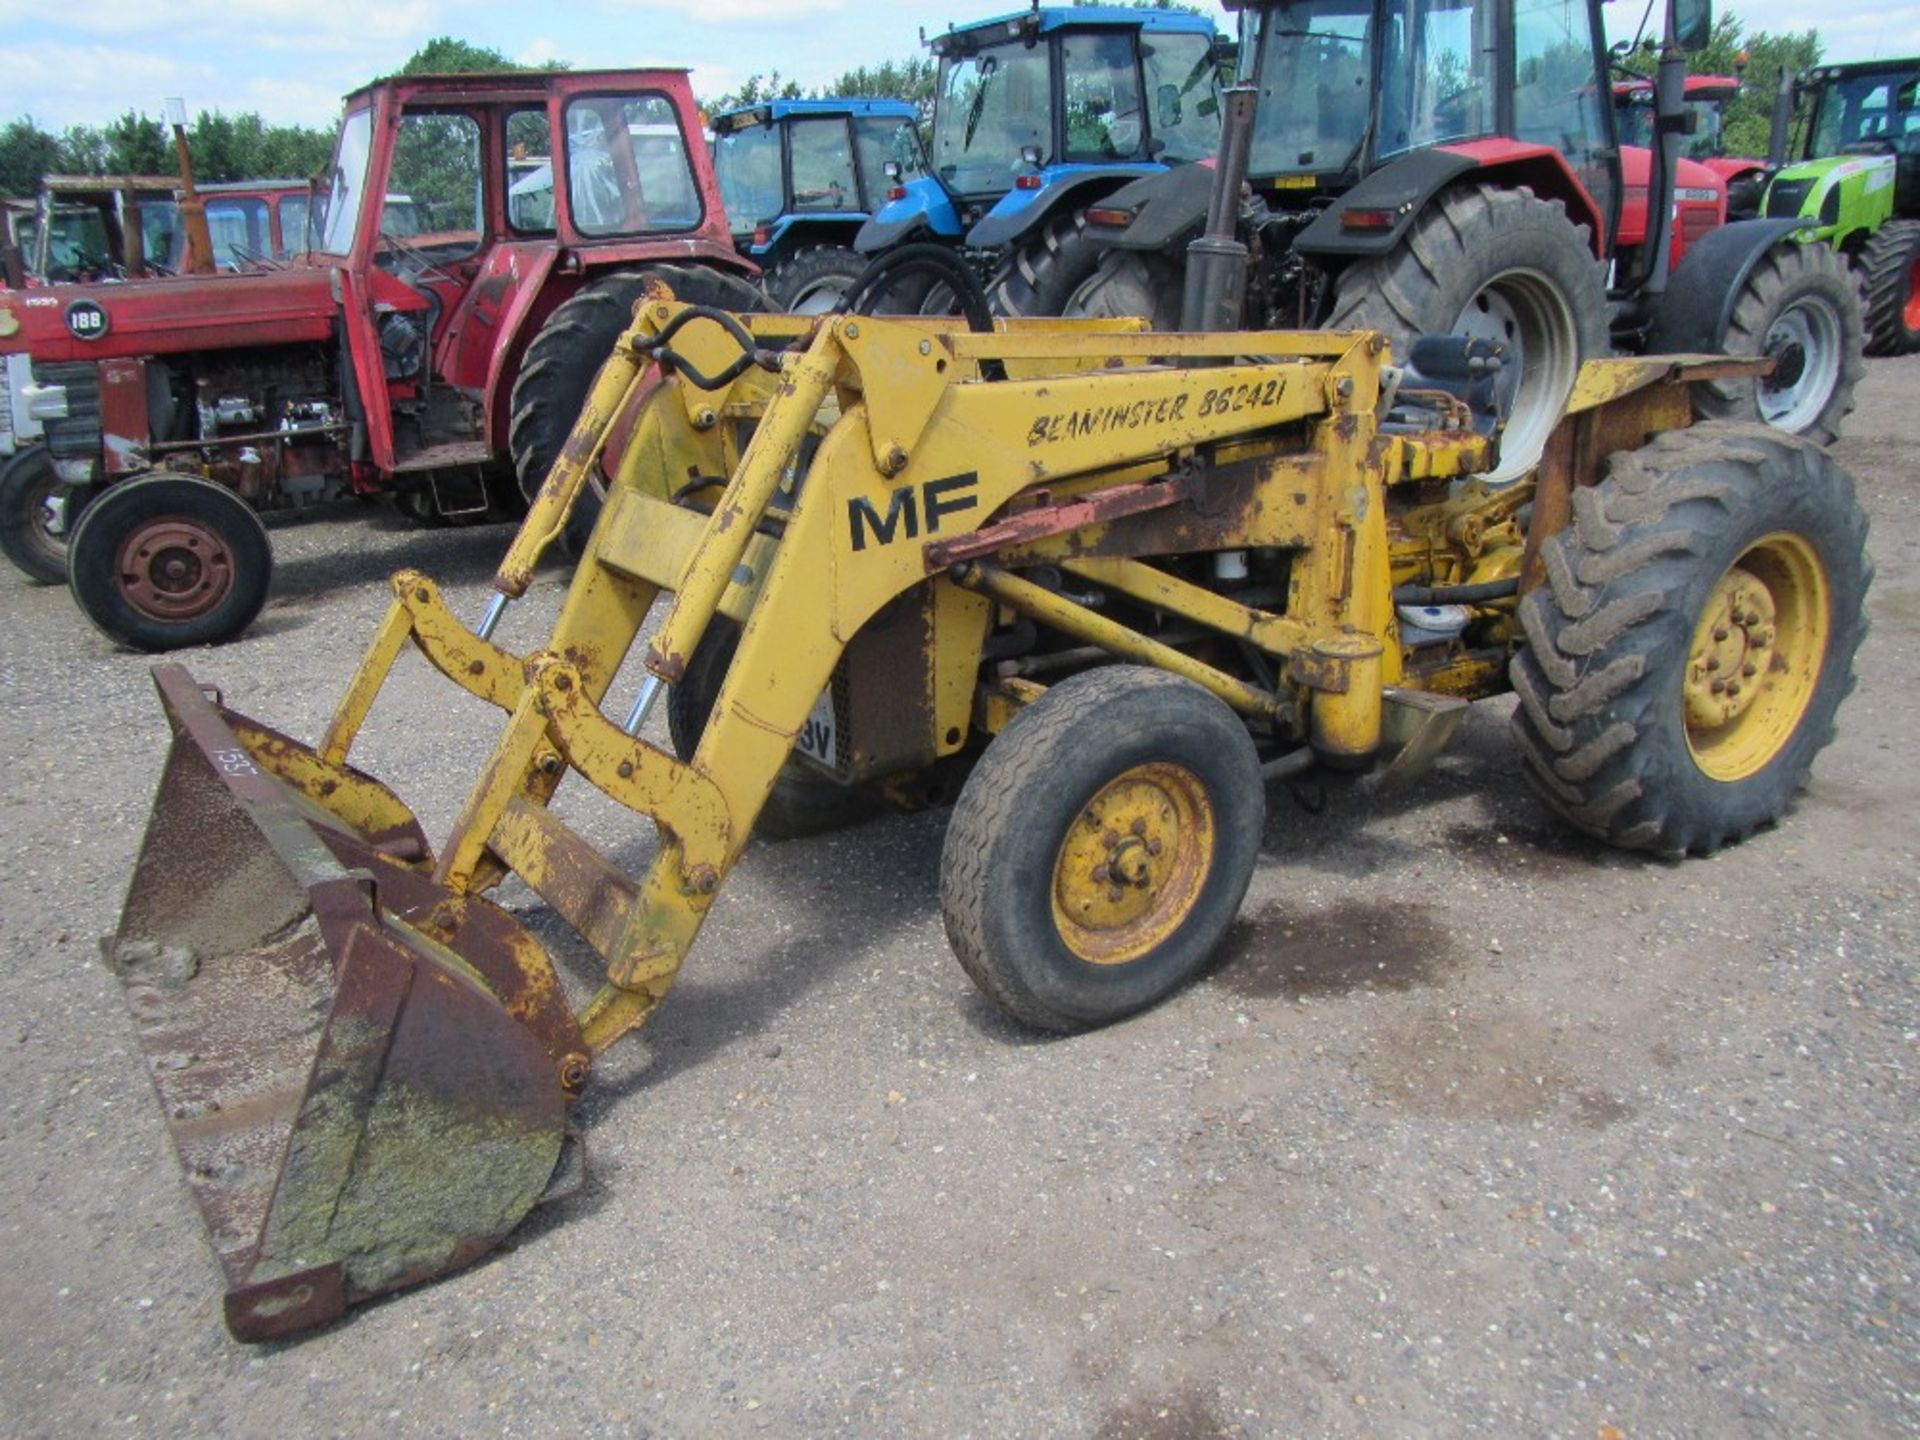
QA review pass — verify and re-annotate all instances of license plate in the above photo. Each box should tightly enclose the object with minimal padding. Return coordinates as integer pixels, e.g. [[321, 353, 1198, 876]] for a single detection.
[[795, 688, 836, 766]]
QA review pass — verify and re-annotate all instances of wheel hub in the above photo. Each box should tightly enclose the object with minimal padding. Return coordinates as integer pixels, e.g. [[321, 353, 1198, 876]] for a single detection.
[[1757, 299, 1842, 432], [1684, 533, 1831, 782], [117, 517, 236, 620], [1685, 569, 1776, 731], [1052, 763, 1214, 965]]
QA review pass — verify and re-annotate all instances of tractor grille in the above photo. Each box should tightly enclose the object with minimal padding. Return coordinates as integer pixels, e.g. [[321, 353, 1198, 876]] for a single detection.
[[1765, 178, 1815, 220], [31, 360, 101, 462]]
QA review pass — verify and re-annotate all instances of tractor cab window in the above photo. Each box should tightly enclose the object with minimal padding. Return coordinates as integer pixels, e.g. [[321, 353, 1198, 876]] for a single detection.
[[789, 116, 859, 212], [382, 111, 484, 260], [1512, 0, 1612, 239], [933, 40, 1053, 196], [204, 197, 271, 268], [318, 107, 374, 254], [563, 94, 703, 237], [715, 120, 784, 232], [506, 107, 556, 234], [1811, 72, 1920, 154], [1378, 0, 1493, 157], [1060, 30, 1146, 162], [276, 194, 313, 257], [1141, 32, 1223, 163], [139, 201, 183, 273], [1245, 0, 1373, 177], [853, 115, 925, 201]]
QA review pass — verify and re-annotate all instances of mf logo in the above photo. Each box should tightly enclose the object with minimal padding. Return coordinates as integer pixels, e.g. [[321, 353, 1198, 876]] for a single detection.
[[847, 472, 979, 552]]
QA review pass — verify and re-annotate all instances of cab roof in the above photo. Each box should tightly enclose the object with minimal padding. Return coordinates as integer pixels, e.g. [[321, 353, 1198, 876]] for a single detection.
[[935, 5, 1217, 51], [710, 98, 919, 133]]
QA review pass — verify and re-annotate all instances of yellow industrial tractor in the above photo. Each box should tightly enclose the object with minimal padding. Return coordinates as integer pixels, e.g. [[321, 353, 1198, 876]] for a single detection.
[[104, 281, 1869, 1339]]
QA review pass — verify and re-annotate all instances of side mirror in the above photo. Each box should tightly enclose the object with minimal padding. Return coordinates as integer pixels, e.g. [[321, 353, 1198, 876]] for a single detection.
[[1670, 0, 1712, 54]]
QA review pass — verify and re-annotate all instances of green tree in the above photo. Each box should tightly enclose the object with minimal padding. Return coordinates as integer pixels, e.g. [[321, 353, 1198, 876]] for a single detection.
[[101, 110, 170, 175], [0, 119, 64, 199], [1619, 11, 1821, 159], [400, 37, 529, 75]]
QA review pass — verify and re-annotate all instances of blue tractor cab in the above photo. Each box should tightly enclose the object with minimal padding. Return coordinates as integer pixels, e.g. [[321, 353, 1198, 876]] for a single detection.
[[854, 5, 1226, 314], [711, 98, 927, 312]]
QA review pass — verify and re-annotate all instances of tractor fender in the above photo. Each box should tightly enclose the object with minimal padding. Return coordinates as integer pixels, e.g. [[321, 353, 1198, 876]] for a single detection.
[[480, 242, 563, 453], [1087, 162, 1217, 253], [749, 214, 868, 260], [1646, 218, 1810, 354], [1293, 150, 1483, 260], [966, 165, 1168, 250], [855, 177, 966, 254], [1295, 143, 1608, 261]]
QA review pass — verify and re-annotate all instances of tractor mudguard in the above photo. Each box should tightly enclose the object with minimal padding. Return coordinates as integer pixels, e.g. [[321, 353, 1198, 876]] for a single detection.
[[1088, 163, 1216, 252], [1292, 150, 1481, 259], [748, 214, 867, 260], [966, 166, 1167, 250], [1647, 218, 1810, 353], [854, 177, 966, 254]]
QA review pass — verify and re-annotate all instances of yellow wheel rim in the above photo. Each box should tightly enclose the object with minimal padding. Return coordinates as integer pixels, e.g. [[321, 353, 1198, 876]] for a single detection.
[[1050, 762, 1216, 966], [1683, 532, 1830, 783]]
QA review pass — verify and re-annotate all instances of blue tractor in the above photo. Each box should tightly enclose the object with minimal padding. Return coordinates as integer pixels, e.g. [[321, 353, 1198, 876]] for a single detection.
[[853, 5, 1227, 314], [710, 98, 928, 312]]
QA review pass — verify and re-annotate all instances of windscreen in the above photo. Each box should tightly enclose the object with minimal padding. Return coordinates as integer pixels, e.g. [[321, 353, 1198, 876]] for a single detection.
[[714, 121, 783, 231], [1809, 70, 1920, 155], [933, 39, 1053, 196], [318, 108, 373, 254], [1243, 0, 1374, 177]]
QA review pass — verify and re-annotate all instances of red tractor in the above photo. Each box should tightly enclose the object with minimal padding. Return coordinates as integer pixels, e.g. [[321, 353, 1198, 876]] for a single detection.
[[1051, 0, 1862, 479], [0, 68, 759, 649], [1614, 73, 1769, 218]]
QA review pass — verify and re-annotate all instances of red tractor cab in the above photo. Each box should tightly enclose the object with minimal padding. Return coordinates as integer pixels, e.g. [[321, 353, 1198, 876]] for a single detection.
[[0, 68, 760, 649], [1615, 74, 1768, 217]]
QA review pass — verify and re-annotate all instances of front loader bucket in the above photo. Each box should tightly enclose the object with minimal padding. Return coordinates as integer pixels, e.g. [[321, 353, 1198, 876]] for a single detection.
[[106, 667, 578, 1341]]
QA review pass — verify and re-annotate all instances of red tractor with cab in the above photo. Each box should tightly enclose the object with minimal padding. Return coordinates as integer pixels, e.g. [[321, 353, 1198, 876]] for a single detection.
[[1614, 72, 1768, 218], [0, 68, 759, 650], [1052, 0, 1862, 480]]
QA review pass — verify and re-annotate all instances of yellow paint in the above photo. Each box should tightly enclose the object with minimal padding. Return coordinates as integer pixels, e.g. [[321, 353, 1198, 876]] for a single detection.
[[1050, 762, 1215, 965]]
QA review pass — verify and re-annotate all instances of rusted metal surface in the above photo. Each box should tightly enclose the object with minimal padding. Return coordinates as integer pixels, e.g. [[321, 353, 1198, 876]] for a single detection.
[[923, 476, 1190, 569], [110, 667, 572, 1342]]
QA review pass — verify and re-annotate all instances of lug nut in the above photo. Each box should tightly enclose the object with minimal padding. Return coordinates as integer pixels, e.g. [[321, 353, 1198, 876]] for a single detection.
[[1091, 864, 1110, 884], [1146, 838, 1163, 856], [1713, 627, 1730, 642], [1727, 682, 1742, 697], [1130, 817, 1147, 837], [1107, 887, 1125, 903], [1741, 663, 1757, 678], [1704, 656, 1720, 671], [1710, 678, 1727, 694]]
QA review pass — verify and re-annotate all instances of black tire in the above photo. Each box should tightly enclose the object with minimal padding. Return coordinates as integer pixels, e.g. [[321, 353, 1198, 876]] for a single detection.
[[507, 264, 766, 547], [67, 474, 272, 652], [1510, 423, 1870, 856], [1328, 184, 1609, 481], [1691, 241, 1864, 445], [1062, 247, 1185, 330], [940, 666, 1264, 1033], [667, 615, 880, 841], [765, 245, 867, 314], [1858, 219, 1920, 356], [989, 209, 1113, 317], [0, 446, 85, 584]]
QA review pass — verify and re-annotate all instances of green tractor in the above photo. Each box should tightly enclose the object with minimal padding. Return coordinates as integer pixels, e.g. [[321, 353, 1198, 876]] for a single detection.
[[1765, 57, 1920, 353]]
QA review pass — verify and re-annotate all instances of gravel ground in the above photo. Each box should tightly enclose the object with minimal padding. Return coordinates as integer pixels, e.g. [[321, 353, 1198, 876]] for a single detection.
[[0, 359, 1915, 1439]]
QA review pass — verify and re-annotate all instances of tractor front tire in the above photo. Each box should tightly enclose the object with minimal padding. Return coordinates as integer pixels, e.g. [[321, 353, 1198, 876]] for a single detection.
[[1691, 241, 1864, 444], [1062, 248, 1185, 329], [0, 446, 85, 585], [508, 264, 766, 542], [1328, 183, 1609, 481], [766, 245, 867, 314], [1510, 424, 1869, 856], [1858, 218, 1920, 356], [67, 474, 272, 652], [940, 666, 1264, 1033], [990, 210, 1112, 317]]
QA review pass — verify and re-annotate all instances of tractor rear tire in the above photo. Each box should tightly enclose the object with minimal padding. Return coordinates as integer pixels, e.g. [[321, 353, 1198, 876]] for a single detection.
[[0, 446, 84, 584], [1510, 423, 1869, 856], [508, 264, 766, 544], [67, 474, 272, 652], [990, 210, 1112, 317], [766, 246, 867, 314], [1691, 241, 1863, 444], [667, 614, 881, 841], [1328, 184, 1609, 482], [1062, 248, 1184, 329], [940, 666, 1264, 1033], [1858, 218, 1920, 356]]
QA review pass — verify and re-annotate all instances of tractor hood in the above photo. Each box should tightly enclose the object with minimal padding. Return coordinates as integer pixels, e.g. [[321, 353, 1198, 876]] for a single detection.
[[0, 263, 346, 364]]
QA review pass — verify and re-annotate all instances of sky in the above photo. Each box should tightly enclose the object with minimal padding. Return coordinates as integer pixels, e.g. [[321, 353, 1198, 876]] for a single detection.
[[2, 0, 1917, 134]]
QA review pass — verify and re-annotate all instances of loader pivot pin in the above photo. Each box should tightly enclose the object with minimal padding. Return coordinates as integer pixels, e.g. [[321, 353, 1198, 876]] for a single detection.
[[478, 592, 510, 642]]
